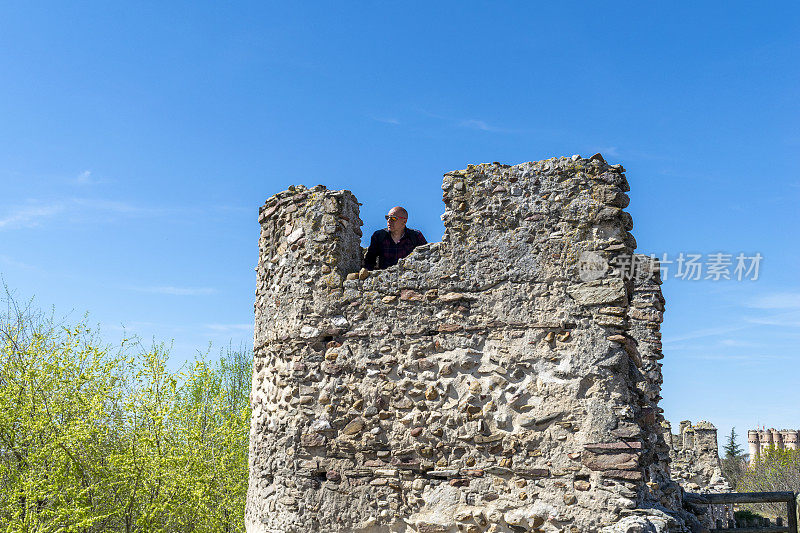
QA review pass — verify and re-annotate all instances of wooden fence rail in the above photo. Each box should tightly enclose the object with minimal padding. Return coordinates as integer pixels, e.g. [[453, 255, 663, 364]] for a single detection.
[[683, 492, 798, 533]]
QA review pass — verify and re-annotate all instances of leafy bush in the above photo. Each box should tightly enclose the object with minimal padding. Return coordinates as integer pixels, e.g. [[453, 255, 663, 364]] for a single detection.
[[0, 292, 251, 532], [738, 447, 800, 517], [733, 509, 767, 527]]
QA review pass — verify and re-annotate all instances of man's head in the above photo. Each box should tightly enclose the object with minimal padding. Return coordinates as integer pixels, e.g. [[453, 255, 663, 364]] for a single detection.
[[385, 206, 408, 234]]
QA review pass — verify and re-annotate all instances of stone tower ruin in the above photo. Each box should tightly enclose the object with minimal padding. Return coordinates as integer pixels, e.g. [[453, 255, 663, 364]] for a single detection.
[[246, 155, 702, 532], [662, 420, 730, 493]]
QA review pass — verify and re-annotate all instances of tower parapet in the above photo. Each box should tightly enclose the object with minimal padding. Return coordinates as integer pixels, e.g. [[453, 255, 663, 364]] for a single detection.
[[772, 428, 783, 450], [693, 421, 718, 455], [683, 426, 695, 450], [749, 428, 800, 463], [748, 430, 759, 462], [781, 430, 799, 451], [759, 429, 774, 456], [664, 420, 729, 494]]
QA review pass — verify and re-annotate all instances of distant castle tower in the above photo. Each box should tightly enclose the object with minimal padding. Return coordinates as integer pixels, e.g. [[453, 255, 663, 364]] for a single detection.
[[748, 428, 800, 464], [748, 430, 759, 462], [781, 430, 798, 451]]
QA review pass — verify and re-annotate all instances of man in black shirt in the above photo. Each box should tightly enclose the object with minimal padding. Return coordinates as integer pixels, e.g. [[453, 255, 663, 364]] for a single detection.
[[364, 206, 427, 270]]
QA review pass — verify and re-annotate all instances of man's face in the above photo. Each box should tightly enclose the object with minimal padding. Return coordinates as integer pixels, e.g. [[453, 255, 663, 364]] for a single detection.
[[386, 208, 407, 233]]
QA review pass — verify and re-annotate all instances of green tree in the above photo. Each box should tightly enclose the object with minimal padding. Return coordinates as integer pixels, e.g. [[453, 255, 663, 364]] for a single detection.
[[721, 427, 747, 488], [0, 289, 251, 532], [723, 427, 743, 458], [0, 291, 129, 531]]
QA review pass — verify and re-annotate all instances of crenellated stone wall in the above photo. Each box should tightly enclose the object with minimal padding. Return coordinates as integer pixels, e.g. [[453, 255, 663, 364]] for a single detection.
[[246, 155, 701, 533], [662, 420, 730, 494], [748, 428, 800, 464]]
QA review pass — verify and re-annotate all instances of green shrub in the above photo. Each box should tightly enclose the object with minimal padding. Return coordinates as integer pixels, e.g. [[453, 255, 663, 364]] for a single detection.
[[0, 291, 251, 532], [738, 447, 800, 517]]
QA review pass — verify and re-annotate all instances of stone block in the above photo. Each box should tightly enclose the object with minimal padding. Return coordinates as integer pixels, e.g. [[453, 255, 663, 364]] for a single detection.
[[567, 279, 627, 306]]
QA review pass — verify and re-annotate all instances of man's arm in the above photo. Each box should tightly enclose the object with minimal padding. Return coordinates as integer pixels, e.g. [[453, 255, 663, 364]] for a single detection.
[[416, 230, 427, 245], [364, 231, 381, 270]]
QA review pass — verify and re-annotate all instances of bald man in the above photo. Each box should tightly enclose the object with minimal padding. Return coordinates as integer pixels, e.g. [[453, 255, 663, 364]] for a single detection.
[[364, 206, 427, 270]]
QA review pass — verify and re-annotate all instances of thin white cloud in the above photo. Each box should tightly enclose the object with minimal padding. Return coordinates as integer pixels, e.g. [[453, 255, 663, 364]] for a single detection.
[[748, 292, 800, 309], [719, 339, 760, 348], [75, 170, 96, 185], [584, 146, 667, 162], [742, 294, 800, 327], [663, 323, 753, 344], [0, 197, 188, 231], [370, 116, 400, 125], [458, 119, 507, 132], [132, 286, 218, 296], [0, 254, 37, 271], [0, 203, 65, 229], [205, 323, 253, 332], [665, 293, 800, 344], [594, 146, 620, 157], [692, 353, 791, 362], [72, 198, 154, 215], [744, 311, 800, 328], [414, 108, 532, 135], [105, 321, 161, 333]]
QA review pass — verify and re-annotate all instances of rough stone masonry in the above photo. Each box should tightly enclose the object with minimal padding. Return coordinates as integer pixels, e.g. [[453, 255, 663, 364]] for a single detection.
[[246, 155, 705, 532], [663, 420, 730, 494]]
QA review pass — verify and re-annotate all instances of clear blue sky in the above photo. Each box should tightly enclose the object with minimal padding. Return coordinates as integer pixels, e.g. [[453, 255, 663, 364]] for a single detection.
[[1, 2, 798, 453]]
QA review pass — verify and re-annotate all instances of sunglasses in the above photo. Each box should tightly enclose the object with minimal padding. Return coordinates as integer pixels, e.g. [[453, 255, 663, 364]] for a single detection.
[[385, 215, 406, 221]]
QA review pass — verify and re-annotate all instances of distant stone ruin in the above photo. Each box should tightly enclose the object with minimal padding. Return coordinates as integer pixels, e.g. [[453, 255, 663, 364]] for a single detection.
[[662, 420, 730, 494], [748, 428, 800, 464], [246, 156, 707, 532]]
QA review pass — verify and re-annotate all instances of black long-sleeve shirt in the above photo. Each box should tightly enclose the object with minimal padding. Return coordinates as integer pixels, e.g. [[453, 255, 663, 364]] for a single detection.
[[364, 229, 427, 270]]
